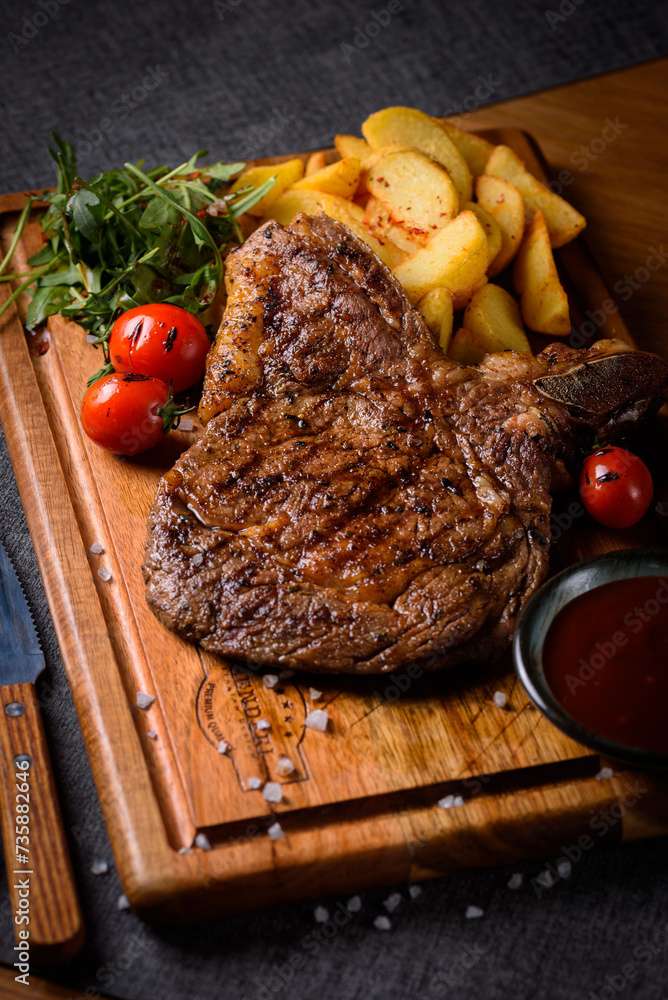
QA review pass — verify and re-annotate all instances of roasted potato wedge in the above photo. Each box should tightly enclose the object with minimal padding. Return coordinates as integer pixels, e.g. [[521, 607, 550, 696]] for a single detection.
[[265, 189, 405, 269], [334, 134, 371, 160], [392, 210, 488, 305], [486, 145, 585, 248], [293, 156, 361, 199], [418, 287, 454, 353], [449, 328, 492, 365], [230, 158, 305, 217], [305, 151, 327, 176], [439, 121, 494, 176], [464, 284, 531, 354], [465, 201, 502, 269], [475, 175, 525, 276], [362, 106, 472, 205], [513, 210, 571, 335], [366, 149, 459, 243], [364, 197, 422, 254]]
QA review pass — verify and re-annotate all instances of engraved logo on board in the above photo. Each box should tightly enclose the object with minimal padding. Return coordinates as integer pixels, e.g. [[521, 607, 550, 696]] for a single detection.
[[196, 661, 309, 789]]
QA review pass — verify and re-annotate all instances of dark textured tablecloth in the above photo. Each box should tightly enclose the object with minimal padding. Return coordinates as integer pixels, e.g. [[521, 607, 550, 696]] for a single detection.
[[1, 1, 668, 997]]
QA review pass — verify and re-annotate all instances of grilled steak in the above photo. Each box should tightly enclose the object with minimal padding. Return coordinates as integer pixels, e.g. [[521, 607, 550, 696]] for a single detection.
[[144, 214, 668, 674]]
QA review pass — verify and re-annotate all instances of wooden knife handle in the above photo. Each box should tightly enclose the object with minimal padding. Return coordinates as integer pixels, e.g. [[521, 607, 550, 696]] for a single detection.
[[0, 682, 83, 959]]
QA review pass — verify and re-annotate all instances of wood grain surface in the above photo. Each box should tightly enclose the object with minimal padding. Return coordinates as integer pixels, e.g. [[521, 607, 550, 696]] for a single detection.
[[0, 61, 667, 919]]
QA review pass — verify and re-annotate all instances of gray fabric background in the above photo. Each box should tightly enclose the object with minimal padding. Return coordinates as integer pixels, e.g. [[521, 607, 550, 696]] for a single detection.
[[1, 1, 668, 997]]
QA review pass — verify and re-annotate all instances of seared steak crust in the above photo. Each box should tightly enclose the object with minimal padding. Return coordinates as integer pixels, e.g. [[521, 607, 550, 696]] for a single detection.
[[144, 214, 667, 674]]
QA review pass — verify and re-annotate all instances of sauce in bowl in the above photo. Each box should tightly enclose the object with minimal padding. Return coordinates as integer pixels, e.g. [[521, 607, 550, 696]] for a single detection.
[[543, 576, 668, 754]]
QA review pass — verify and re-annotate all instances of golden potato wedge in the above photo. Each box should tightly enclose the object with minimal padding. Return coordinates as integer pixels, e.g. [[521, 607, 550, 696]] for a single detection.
[[366, 149, 459, 243], [465, 201, 502, 269], [229, 158, 304, 217], [265, 189, 405, 269], [486, 145, 585, 247], [449, 328, 492, 365], [418, 287, 454, 353], [363, 197, 422, 254], [439, 120, 494, 176], [392, 210, 488, 305], [305, 151, 327, 176], [334, 134, 371, 160], [475, 175, 525, 275], [464, 284, 531, 354], [293, 156, 361, 199], [513, 210, 571, 335], [362, 106, 472, 205]]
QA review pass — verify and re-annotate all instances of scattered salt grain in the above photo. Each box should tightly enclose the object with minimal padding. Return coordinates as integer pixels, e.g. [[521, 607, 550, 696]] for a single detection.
[[216, 739, 230, 755], [508, 873, 523, 890], [309, 688, 323, 701], [305, 708, 329, 733], [146, 729, 158, 740], [314, 905, 329, 924], [374, 915, 392, 931], [557, 860, 572, 880], [493, 690, 508, 709], [179, 419, 194, 432], [465, 905, 484, 919], [247, 777, 262, 790], [347, 895, 362, 913], [267, 821, 284, 840], [178, 846, 192, 855], [536, 870, 554, 888], [86, 334, 98, 344], [191, 552, 204, 567], [195, 832, 211, 851], [91, 859, 109, 876], [596, 766, 614, 781], [117, 894, 130, 911], [256, 719, 271, 731], [408, 885, 422, 900], [89, 541, 105, 555], [263, 781, 283, 804], [437, 794, 464, 810], [384, 892, 402, 913], [98, 566, 112, 582], [263, 674, 279, 689], [276, 755, 295, 776], [136, 691, 155, 711]]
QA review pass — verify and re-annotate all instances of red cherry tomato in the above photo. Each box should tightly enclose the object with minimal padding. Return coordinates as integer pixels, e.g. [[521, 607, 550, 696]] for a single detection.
[[108, 304, 210, 392], [579, 446, 653, 529], [81, 373, 169, 456]]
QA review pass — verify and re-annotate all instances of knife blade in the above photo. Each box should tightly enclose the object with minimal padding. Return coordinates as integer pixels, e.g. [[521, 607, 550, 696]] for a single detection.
[[0, 541, 82, 959]]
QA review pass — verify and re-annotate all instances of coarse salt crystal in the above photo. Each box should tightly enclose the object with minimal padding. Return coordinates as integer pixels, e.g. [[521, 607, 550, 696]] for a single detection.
[[347, 895, 362, 912], [305, 708, 328, 732], [263, 781, 282, 804], [179, 419, 194, 432], [537, 870, 554, 888], [247, 777, 262, 790], [384, 892, 402, 913], [374, 915, 391, 931], [263, 674, 279, 689], [91, 859, 109, 876], [86, 334, 98, 344], [493, 690, 508, 709], [508, 873, 523, 890], [98, 566, 112, 582], [408, 885, 422, 900], [256, 719, 271, 731], [195, 832, 211, 851], [89, 541, 105, 555], [178, 846, 192, 855], [309, 688, 323, 701], [267, 821, 284, 840], [216, 739, 230, 755], [558, 860, 572, 879], [117, 894, 130, 911], [191, 553, 204, 566], [146, 729, 158, 740], [465, 905, 484, 919], [276, 756, 295, 776], [314, 905, 329, 923], [136, 691, 155, 711], [596, 766, 613, 781], [437, 794, 464, 810]]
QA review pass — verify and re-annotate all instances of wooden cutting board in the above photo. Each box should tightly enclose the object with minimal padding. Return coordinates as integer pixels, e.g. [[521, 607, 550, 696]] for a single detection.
[[1, 126, 668, 919]]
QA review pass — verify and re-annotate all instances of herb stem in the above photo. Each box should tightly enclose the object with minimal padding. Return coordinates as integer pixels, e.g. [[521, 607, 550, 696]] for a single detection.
[[0, 198, 33, 277]]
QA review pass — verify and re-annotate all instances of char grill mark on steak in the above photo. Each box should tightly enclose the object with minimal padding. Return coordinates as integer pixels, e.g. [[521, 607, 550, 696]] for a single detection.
[[144, 214, 668, 674]]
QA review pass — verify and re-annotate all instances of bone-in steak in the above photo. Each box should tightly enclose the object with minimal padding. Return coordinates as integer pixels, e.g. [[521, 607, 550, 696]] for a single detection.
[[144, 214, 668, 674]]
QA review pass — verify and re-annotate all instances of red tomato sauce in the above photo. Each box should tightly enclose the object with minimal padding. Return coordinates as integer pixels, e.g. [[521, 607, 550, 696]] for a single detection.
[[543, 577, 668, 754]]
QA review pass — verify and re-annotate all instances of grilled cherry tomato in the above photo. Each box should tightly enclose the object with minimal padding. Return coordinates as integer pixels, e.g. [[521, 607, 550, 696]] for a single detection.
[[579, 446, 653, 529], [81, 373, 170, 456], [108, 304, 210, 392]]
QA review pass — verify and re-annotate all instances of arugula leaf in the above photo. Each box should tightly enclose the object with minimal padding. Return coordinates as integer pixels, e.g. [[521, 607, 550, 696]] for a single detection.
[[27, 284, 72, 330], [68, 189, 102, 242]]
